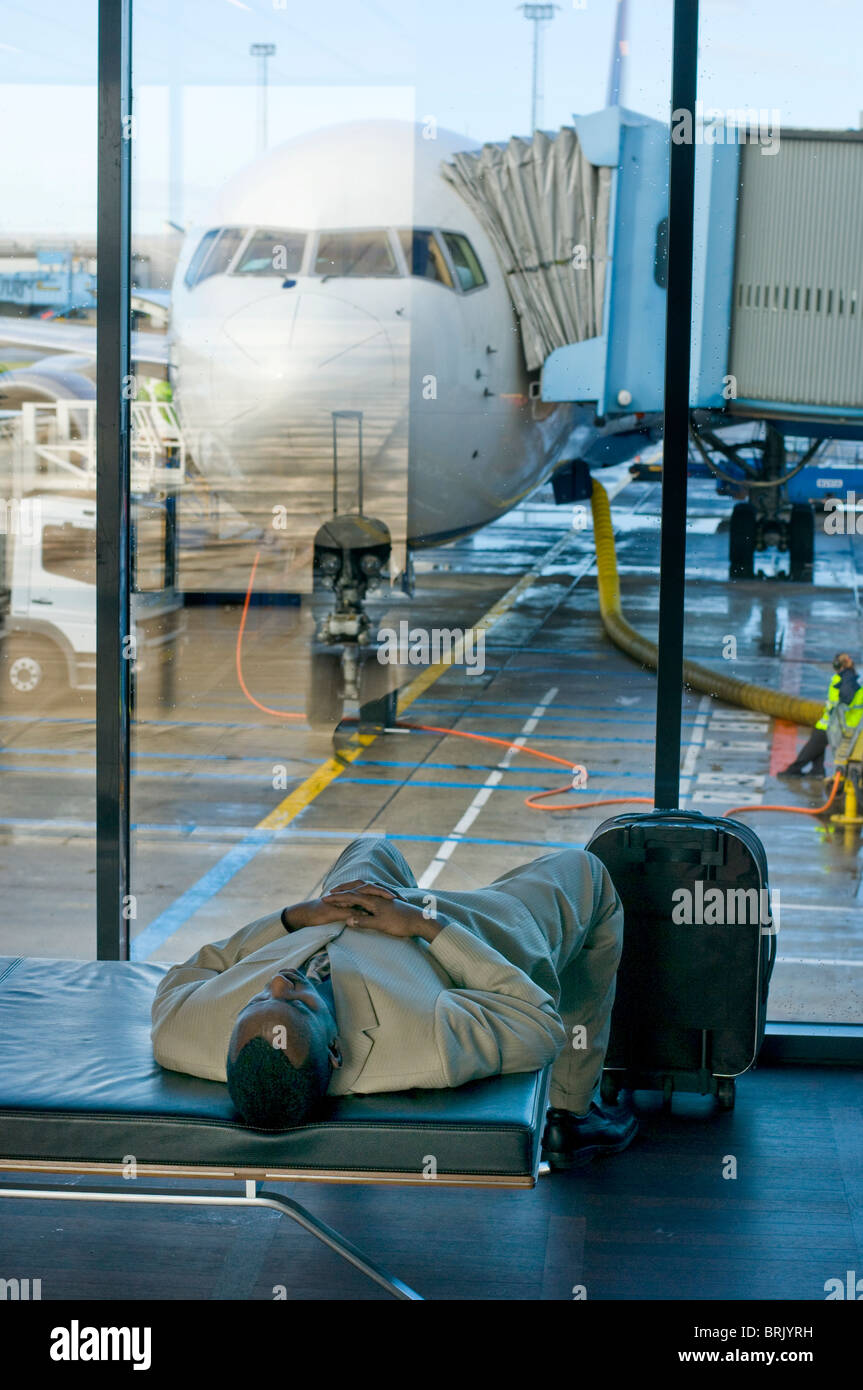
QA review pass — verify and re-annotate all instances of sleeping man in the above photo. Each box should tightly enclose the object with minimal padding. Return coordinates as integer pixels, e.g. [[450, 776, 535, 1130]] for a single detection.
[[151, 836, 637, 1169]]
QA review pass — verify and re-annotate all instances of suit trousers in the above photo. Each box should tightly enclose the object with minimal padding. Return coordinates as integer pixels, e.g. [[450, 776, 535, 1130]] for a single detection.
[[322, 836, 624, 1113]]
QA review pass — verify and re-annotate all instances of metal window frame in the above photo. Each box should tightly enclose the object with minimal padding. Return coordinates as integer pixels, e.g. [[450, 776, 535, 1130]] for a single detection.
[[92, 0, 863, 1061], [96, 0, 133, 961]]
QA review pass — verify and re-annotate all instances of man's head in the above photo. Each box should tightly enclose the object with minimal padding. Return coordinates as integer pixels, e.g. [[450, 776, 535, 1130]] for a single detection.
[[226, 968, 341, 1128], [834, 652, 855, 673]]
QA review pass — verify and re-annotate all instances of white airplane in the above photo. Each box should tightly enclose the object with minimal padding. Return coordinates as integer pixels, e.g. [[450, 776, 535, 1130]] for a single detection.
[[169, 118, 579, 554], [1, 111, 656, 723]]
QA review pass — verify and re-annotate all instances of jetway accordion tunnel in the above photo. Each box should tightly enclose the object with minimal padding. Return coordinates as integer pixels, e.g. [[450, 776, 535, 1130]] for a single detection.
[[589, 479, 822, 727]]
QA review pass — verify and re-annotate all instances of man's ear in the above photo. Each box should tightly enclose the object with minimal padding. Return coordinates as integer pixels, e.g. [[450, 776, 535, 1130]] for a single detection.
[[328, 1040, 343, 1070]]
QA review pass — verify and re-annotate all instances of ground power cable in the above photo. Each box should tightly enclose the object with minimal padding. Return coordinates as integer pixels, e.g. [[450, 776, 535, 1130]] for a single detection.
[[236, 481, 835, 822]]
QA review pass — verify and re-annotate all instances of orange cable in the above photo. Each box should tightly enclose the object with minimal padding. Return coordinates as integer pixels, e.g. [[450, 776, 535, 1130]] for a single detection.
[[236, 552, 844, 824], [525, 788, 653, 813], [724, 772, 842, 819], [235, 551, 304, 720]]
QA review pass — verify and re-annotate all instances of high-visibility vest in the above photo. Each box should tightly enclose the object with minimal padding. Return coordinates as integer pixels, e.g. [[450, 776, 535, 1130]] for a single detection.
[[816, 674, 863, 730]]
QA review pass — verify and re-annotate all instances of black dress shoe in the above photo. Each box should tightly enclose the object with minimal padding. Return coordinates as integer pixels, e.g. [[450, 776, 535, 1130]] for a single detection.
[[777, 764, 804, 777], [542, 1100, 638, 1171]]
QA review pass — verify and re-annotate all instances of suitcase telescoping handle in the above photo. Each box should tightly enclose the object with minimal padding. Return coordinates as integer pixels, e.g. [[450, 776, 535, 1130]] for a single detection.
[[622, 822, 725, 866]]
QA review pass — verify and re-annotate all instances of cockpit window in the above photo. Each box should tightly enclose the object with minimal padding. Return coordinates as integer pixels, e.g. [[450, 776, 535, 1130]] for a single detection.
[[398, 229, 454, 288], [442, 232, 487, 292], [183, 227, 244, 289], [234, 229, 306, 276], [314, 230, 399, 278], [183, 230, 219, 289]]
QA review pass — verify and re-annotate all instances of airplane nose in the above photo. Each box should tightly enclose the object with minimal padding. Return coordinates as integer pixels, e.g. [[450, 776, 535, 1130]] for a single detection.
[[223, 289, 391, 376]]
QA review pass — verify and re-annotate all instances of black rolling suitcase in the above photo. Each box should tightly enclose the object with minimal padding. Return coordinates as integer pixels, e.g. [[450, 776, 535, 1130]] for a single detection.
[[586, 810, 776, 1111]]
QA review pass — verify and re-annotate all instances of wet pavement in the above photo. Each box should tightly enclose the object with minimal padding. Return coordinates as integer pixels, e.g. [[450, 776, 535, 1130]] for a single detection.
[[1, 468, 861, 1024]]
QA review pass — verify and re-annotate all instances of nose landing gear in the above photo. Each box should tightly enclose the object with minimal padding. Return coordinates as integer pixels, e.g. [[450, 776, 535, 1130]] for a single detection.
[[307, 514, 399, 732]]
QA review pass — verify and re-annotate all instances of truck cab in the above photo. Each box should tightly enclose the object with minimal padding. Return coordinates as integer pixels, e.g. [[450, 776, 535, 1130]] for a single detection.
[[0, 492, 183, 705]]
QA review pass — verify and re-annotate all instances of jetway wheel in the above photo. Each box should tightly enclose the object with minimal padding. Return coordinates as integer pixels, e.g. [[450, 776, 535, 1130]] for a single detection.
[[307, 650, 343, 730], [789, 503, 815, 582], [729, 503, 757, 580], [358, 658, 398, 731]]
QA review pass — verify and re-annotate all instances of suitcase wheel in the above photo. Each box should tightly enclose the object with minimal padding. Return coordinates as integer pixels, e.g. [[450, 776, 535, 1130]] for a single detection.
[[716, 1078, 736, 1111]]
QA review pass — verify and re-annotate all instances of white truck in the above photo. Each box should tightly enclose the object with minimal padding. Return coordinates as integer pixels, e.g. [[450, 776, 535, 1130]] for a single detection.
[[0, 492, 183, 706]]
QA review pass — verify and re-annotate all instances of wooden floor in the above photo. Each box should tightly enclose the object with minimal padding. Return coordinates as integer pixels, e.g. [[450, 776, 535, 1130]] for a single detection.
[[2, 1065, 861, 1301]]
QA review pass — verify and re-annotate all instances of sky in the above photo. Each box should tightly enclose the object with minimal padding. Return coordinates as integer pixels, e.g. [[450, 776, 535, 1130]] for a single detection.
[[0, 0, 861, 235]]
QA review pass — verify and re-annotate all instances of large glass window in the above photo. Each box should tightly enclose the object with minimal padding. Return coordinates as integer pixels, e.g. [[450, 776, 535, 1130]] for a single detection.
[[0, 3, 98, 957], [122, 4, 658, 982], [688, 3, 863, 1024]]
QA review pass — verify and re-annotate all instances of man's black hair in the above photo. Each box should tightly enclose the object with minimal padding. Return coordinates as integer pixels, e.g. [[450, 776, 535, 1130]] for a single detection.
[[226, 1034, 328, 1129]]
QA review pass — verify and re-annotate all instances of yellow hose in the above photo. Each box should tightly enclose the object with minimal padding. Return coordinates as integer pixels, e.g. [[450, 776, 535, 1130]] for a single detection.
[[590, 479, 823, 727]]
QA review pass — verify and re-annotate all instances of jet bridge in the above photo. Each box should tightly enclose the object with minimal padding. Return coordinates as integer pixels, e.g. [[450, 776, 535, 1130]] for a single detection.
[[451, 108, 863, 579]]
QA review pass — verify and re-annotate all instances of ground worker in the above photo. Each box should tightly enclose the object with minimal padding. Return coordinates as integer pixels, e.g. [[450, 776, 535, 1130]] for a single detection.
[[779, 652, 863, 777]]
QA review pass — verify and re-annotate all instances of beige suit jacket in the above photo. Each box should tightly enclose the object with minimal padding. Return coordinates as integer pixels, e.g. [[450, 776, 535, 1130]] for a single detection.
[[151, 909, 567, 1095]]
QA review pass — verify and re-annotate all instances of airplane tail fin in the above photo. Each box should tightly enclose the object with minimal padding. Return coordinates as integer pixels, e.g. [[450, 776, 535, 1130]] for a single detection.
[[605, 0, 629, 108]]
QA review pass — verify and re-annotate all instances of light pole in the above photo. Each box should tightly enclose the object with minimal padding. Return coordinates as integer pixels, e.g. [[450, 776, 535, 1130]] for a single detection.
[[518, 4, 558, 133], [250, 43, 276, 156]]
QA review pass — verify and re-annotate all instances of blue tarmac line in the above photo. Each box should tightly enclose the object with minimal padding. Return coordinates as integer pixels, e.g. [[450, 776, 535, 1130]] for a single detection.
[[0, 761, 662, 788], [129, 830, 278, 960]]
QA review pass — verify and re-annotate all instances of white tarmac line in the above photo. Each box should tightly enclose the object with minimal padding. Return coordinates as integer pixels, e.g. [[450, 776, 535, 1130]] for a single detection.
[[678, 694, 712, 808], [418, 687, 560, 890], [776, 957, 863, 967]]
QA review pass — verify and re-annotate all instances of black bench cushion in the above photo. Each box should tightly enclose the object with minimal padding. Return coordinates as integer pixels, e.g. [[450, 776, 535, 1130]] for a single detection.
[[0, 958, 549, 1177]]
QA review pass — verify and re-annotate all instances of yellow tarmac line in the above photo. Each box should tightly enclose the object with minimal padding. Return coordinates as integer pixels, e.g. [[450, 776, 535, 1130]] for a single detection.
[[257, 523, 589, 835]]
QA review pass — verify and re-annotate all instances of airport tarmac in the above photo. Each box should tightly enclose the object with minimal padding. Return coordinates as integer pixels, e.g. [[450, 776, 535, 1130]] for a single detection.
[[1, 467, 861, 1025]]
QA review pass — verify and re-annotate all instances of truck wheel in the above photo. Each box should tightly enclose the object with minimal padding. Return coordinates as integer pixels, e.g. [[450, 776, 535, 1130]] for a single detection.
[[306, 650, 343, 730], [0, 637, 65, 707], [789, 503, 815, 582], [729, 503, 756, 579]]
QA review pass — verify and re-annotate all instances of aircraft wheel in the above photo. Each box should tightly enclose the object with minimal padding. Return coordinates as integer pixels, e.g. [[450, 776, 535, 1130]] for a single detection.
[[789, 503, 815, 582], [0, 636, 65, 708], [358, 658, 398, 731], [729, 503, 756, 579], [306, 650, 343, 730]]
